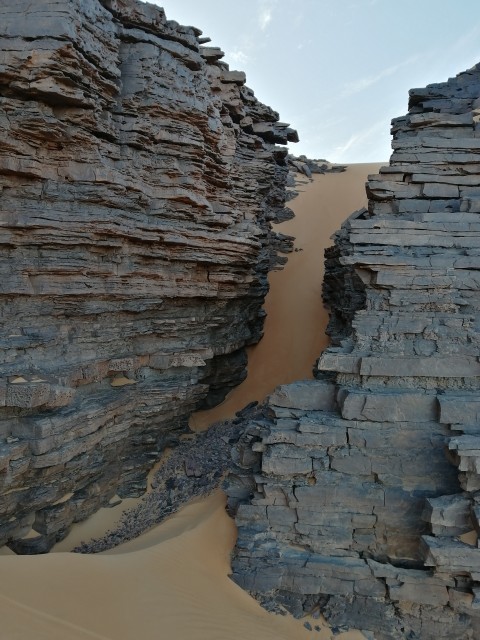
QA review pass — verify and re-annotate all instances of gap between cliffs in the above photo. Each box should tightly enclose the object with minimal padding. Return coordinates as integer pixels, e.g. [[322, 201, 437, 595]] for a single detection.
[[190, 164, 382, 431], [43, 163, 379, 554]]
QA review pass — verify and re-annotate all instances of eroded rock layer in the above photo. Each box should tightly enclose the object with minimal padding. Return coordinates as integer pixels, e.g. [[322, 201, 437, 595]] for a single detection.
[[227, 64, 480, 638], [0, 0, 297, 551]]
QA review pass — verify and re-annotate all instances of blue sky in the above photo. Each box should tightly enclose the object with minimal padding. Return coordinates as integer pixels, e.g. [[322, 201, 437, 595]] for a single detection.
[[155, 0, 480, 163]]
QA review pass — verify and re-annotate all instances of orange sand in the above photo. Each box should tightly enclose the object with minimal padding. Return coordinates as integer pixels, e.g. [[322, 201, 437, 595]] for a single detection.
[[0, 165, 379, 640], [0, 491, 363, 640], [191, 163, 382, 429]]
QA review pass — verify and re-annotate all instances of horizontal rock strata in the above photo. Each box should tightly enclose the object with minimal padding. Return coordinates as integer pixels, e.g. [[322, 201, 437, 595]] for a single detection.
[[0, 0, 297, 552], [227, 64, 480, 638]]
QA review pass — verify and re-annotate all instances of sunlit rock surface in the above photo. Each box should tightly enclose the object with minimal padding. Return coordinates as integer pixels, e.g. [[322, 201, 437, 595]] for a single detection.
[[227, 64, 480, 639], [0, 0, 297, 552]]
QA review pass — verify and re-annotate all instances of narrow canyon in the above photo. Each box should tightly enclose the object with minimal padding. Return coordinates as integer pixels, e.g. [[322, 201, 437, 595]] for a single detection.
[[1, 1, 480, 639]]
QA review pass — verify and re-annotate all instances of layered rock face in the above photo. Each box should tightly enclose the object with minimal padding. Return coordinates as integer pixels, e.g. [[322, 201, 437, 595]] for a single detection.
[[0, 0, 297, 551], [227, 65, 480, 638]]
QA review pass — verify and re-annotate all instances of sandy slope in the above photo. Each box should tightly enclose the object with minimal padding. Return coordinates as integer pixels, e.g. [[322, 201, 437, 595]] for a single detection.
[[0, 164, 381, 640], [0, 492, 310, 640], [191, 163, 382, 429], [0, 491, 365, 640]]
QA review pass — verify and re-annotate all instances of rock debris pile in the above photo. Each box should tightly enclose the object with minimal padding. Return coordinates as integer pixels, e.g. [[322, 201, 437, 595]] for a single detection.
[[226, 64, 480, 638], [71, 405, 262, 554], [0, 0, 297, 552], [289, 155, 347, 179]]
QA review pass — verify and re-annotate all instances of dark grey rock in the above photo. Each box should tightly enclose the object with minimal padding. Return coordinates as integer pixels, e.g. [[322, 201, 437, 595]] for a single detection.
[[269, 380, 336, 411], [422, 493, 473, 536], [0, 0, 298, 549], [225, 60, 480, 639]]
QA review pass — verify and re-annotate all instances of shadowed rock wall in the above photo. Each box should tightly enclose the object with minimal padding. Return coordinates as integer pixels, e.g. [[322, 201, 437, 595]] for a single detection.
[[0, 0, 297, 552], [227, 64, 480, 639]]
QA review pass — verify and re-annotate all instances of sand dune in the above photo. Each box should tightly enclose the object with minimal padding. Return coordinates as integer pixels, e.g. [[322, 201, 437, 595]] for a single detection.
[[0, 491, 361, 640], [0, 493, 289, 640], [0, 165, 380, 640]]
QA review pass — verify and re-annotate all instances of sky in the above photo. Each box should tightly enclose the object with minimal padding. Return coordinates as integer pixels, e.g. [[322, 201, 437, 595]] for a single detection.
[[155, 0, 480, 163]]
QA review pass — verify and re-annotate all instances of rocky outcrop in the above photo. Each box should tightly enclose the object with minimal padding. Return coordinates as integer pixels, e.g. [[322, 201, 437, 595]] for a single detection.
[[285, 155, 347, 201], [288, 155, 347, 179], [0, 0, 297, 552], [226, 64, 480, 638]]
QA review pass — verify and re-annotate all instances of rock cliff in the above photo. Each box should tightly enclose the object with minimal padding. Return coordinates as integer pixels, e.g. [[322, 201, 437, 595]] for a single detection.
[[0, 0, 297, 552], [226, 64, 480, 638]]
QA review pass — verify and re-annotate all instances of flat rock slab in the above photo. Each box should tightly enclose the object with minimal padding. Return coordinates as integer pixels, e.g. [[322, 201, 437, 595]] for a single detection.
[[269, 380, 336, 411]]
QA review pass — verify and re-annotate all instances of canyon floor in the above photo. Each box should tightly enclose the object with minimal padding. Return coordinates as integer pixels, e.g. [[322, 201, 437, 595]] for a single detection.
[[0, 164, 381, 640]]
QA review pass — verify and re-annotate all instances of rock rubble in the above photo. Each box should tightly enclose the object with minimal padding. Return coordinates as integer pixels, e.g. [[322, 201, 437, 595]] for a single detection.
[[285, 155, 346, 202], [226, 63, 480, 638], [0, 0, 297, 552], [70, 407, 262, 554]]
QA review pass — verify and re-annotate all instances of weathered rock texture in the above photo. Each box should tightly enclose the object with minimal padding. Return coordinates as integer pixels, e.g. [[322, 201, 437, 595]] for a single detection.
[[226, 64, 480, 638], [0, 0, 297, 552], [285, 155, 347, 202]]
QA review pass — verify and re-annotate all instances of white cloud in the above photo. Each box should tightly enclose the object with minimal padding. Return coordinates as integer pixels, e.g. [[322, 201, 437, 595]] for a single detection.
[[259, 7, 272, 30], [258, 0, 277, 31], [334, 133, 359, 157], [448, 23, 480, 54], [229, 49, 250, 66], [429, 24, 480, 78], [332, 119, 386, 162], [341, 55, 422, 98]]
